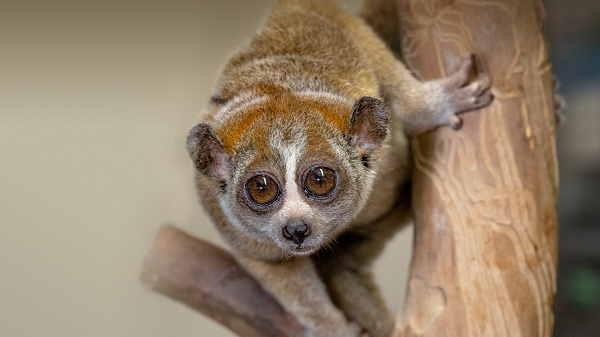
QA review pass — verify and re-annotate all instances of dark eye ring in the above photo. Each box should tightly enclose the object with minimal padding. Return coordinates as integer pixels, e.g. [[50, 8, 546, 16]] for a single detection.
[[245, 174, 280, 206], [304, 166, 337, 197]]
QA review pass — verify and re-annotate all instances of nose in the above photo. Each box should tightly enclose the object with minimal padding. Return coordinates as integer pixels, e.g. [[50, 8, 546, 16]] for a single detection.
[[283, 221, 310, 245]]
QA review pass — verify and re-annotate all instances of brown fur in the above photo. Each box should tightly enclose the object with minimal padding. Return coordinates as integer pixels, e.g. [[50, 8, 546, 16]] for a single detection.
[[186, 1, 492, 336]]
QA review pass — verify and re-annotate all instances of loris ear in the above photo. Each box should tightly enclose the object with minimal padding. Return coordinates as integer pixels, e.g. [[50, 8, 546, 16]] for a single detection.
[[186, 124, 231, 181], [346, 96, 389, 155]]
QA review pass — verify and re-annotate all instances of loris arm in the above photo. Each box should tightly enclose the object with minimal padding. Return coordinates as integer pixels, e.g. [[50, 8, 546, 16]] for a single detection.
[[315, 202, 412, 337]]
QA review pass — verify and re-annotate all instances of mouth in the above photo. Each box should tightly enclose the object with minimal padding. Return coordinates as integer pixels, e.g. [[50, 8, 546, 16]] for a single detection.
[[281, 242, 319, 256], [274, 231, 327, 256]]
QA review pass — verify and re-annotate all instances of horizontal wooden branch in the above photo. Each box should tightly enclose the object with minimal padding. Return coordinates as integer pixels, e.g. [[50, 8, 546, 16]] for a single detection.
[[140, 225, 306, 337]]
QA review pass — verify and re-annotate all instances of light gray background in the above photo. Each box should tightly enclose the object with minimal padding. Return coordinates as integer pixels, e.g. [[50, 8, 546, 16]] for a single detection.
[[0, 1, 412, 336]]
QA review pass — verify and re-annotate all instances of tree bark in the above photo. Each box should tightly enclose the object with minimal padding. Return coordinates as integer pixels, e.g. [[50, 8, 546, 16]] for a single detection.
[[392, 1, 559, 336]]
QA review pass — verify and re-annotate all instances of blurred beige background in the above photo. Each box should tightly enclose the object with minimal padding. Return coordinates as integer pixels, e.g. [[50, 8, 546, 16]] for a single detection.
[[0, 1, 412, 336]]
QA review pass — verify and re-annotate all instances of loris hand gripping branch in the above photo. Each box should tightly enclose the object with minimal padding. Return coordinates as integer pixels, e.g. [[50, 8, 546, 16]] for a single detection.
[[186, 0, 492, 336]]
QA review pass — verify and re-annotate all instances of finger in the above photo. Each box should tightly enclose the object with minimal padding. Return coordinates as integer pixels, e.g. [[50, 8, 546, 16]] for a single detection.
[[473, 74, 491, 94], [475, 91, 494, 107], [445, 54, 474, 88], [447, 115, 463, 130]]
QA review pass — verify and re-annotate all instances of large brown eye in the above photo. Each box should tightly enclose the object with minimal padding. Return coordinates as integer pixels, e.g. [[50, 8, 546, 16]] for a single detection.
[[246, 175, 280, 205], [304, 167, 336, 197]]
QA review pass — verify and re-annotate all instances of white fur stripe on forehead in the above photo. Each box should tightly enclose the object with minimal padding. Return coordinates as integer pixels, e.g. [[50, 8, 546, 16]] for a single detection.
[[268, 123, 307, 171], [296, 90, 354, 106], [270, 125, 315, 222], [210, 92, 269, 124]]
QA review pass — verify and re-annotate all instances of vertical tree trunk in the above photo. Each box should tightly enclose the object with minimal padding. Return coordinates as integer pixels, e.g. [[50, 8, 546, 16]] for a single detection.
[[393, 1, 559, 336]]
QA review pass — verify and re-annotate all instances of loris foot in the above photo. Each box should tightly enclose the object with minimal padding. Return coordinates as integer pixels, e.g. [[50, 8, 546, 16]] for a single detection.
[[438, 55, 493, 128], [402, 54, 493, 135], [307, 321, 365, 337]]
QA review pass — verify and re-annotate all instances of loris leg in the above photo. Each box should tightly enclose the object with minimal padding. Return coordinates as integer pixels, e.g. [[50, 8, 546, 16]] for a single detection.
[[236, 255, 364, 337], [314, 204, 412, 337]]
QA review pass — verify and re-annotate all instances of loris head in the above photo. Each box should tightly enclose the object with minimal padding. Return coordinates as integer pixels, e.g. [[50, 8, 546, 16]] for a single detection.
[[187, 93, 388, 256]]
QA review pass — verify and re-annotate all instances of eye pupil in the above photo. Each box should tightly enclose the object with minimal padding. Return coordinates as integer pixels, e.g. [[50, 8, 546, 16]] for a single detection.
[[315, 169, 324, 183], [257, 177, 268, 190], [304, 166, 336, 197], [246, 175, 279, 205]]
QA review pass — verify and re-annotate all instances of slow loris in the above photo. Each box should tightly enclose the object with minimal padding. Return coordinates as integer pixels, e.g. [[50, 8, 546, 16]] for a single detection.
[[186, 0, 492, 336]]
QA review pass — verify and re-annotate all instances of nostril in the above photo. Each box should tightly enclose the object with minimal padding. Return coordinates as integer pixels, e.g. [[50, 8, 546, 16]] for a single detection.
[[282, 225, 292, 240], [292, 223, 307, 235], [282, 222, 310, 245]]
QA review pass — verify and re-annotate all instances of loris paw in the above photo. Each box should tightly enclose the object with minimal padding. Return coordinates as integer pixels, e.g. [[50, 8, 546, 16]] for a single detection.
[[401, 55, 493, 135], [306, 321, 364, 337], [345, 321, 368, 337], [437, 54, 493, 130], [336, 321, 365, 337]]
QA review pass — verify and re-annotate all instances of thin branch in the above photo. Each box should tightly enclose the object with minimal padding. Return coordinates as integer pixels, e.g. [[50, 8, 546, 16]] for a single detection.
[[140, 225, 306, 337]]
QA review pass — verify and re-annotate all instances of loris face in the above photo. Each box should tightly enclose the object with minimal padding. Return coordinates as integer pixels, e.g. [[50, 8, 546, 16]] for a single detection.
[[187, 93, 388, 256]]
